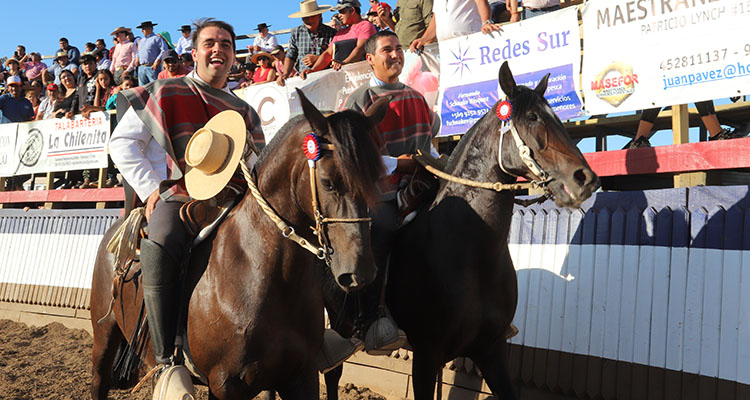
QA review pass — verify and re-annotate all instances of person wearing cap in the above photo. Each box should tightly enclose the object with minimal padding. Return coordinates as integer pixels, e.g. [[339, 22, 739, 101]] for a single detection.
[[157, 49, 191, 79], [301, 0, 377, 78], [250, 23, 278, 54], [52, 50, 79, 86], [77, 53, 99, 108], [175, 25, 193, 55], [36, 83, 60, 120], [110, 27, 137, 85], [409, 0, 501, 52], [270, 45, 292, 77], [23, 53, 48, 83], [59, 37, 81, 66], [109, 18, 265, 375], [134, 20, 168, 86], [92, 49, 111, 71], [0, 76, 34, 123], [276, 0, 337, 86]]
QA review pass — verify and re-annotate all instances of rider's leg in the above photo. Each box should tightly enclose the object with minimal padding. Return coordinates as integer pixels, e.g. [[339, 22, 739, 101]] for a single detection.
[[141, 200, 190, 365]]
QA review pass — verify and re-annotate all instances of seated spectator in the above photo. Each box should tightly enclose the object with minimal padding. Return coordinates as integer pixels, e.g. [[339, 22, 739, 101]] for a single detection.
[[59, 37, 81, 65], [93, 48, 111, 70], [271, 45, 294, 77], [250, 51, 277, 85], [36, 83, 60, 120], [175, 25, 193, 55], [53, 50, 79, 85], [95, 39, 110, 59], [0, 76, 34, 123], [85, 42, 96, 54], [410, 0, 501, 52], [238, 66, 255, 88], [180, 52, 195, 70], [251, 23, 279, 53], [104, 74, 135, 110], [302, 0, 377, 78], [53, 69, 79, 119], [157, 49, 191, 79], [77, 54, 98, 108], [278, 0, 338, 86], [14, 45, 28, 63], [27, 80, 43, 99], [5, 58, 28, 86], [81, 70, 115, 117], [624, 101, 746, 149], [23, 53, 47, 83], [367, 9, 394, 31], [26, 90, 40, 116]]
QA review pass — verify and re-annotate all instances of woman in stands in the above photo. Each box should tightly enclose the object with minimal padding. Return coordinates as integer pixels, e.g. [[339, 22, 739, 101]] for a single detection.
[[250, 51, 277, 85], [53, 69, 78, 118], [104, 74, 135, 110]]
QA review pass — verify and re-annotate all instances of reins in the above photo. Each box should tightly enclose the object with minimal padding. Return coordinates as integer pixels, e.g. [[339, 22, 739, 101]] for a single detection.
[[413, 151, 537, 192], [240, 134, 371, 266]]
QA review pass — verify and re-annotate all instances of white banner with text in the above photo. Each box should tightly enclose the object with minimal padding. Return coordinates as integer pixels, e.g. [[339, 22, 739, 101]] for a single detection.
[[0, 112, 110, 177], [437, 7, 583, 136], [581, 0, 750, 114]]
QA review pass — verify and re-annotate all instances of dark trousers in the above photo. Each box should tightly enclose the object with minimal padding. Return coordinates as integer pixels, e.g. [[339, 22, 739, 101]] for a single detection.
[[148, 200, 191, 262], [641, 100, 715, 123], [370, 200, 400, 270]]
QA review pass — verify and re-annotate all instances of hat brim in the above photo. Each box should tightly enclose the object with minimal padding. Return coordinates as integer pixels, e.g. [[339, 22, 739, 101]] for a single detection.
[[289, 5, 332, 18], [250, 51, 272, 64], [185, 110, 247, 200], [110, 27, 131, 36], [330, 4, 349, 11], [137, 23, 157, 29]]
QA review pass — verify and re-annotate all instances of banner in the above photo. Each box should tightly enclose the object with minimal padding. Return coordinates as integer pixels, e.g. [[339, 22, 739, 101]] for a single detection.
[[581, 0, 750, 114], [437, 7, 583, 136], [240, 45, 442, 143], [0, 112, 110, 177]]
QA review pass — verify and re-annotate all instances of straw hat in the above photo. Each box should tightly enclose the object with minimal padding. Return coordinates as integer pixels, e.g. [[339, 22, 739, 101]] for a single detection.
[[289, 0, 332, 18], [250, 51, 272, 64], [184, 110, 247, 200], [110, 26, 132, 36]]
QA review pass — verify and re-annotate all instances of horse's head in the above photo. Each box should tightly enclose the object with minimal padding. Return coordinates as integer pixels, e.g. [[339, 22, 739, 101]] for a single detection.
[[495, 61, 599, 207], [279, 89, 386, 292]]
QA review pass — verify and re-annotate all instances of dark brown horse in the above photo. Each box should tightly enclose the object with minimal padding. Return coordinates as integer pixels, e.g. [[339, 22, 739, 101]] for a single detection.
[[90, 91, 388, 400], [321, 61, 600, 400]]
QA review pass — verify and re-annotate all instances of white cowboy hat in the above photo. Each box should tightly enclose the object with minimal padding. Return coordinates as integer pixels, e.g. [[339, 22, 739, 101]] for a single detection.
[[289, 0, 333, 18], [184, 110, 246, 200]]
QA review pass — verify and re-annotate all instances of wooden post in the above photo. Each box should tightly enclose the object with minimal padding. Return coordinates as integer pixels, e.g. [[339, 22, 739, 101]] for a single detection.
[[671, 104, 701, 187], [45, 172, 54, 191], [0, 177, 5, 192]]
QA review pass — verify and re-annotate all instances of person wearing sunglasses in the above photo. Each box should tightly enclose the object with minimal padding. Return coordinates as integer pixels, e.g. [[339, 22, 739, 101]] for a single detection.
[[301, 0, 377, 78], [157, 49, 191, 79]]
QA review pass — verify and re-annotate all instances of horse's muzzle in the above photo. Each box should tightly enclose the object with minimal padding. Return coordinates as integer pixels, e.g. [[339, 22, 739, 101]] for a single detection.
[[336, 272, 370, 291]]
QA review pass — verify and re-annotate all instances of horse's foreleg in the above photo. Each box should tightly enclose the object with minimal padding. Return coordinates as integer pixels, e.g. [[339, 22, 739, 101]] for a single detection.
[[324, 364, 344, 400], [411, 353, 443, 400], [474, 341, 518, 400], [90, 318, 124, 400], [277, 368, 319, 400]]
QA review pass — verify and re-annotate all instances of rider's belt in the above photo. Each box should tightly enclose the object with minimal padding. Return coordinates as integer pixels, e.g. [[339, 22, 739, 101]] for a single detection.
[[525, 5, 558, 11]]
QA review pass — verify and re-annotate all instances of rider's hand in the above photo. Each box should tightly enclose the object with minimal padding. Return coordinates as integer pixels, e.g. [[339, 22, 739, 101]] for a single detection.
[[395, 154, 418, 174], [145, 190, 160, 221]]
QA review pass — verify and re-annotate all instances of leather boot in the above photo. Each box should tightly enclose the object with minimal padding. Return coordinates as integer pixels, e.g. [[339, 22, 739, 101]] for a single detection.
[[140, 238, 181, 365]]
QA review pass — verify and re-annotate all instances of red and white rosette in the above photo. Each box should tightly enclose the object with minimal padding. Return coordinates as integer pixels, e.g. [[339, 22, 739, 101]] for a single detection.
[[303, 133, 321, 161], [496, 100, 512, 122]]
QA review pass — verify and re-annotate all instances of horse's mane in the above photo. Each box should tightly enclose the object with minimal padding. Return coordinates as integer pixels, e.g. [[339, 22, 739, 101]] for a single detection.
[[326, 110, 384, 208], [256, 111, 384, 207]]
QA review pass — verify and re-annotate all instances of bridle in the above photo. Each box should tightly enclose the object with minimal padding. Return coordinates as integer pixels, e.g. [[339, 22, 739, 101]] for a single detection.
[[496, 120, 551, 187], [241, 132, 371, 266]]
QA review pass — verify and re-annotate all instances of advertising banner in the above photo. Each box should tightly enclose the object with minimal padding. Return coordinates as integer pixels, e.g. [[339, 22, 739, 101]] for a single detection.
[[0, 112, 110, 177], [437, 7, 583, 136], [240, 45, 442, 143], [581, 0, 750, 114]]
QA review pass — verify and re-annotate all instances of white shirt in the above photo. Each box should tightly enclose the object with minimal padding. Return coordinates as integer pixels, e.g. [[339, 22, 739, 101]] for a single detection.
[[175, 34, 193, 55], [253, 33, 279, 53], [109, 71, 241, 201], [433, 0, 482, 42]]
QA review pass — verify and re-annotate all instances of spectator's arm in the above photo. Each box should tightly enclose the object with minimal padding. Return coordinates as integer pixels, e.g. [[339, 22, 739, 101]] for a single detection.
[[422, 0, 434, 27], [276, 57, 294, 86], [477, 0, 502, 34], [127, 46, 137, 73], [70, 48, 80, 63], [507, 0, 520, 22], [378, 6, 396, 31], [306, 46, 333, 74], [410, 15, 437, 52]]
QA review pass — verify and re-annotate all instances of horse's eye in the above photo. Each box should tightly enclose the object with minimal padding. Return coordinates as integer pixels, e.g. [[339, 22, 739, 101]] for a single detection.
[[320, 179, 336, 192], [527, 113, 538, 122]]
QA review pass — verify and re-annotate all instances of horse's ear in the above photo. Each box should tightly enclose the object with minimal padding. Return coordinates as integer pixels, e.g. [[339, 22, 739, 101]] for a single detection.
[[498, 61, 518, 99], [365, 95, 391, 126], [297, 88, 329, 136], [535, 73, 551, 96]]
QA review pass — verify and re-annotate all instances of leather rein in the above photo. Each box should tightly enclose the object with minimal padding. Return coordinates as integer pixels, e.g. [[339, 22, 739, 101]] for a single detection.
[[240, 135, 370, 266]]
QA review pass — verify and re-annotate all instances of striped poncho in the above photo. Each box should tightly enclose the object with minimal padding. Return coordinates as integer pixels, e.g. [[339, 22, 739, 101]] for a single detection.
[[119, 76, 265, 200]]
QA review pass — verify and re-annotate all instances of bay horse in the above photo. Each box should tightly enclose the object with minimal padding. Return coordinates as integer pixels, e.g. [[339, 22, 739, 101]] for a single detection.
[[321, 61, 600, 400], [90, 90, 388, 400]]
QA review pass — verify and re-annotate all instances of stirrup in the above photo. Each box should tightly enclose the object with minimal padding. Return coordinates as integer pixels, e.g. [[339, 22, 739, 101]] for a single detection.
[[152, 364, 196, 400], [364, 315, 408, 356], [317, 329, 364, 374]]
